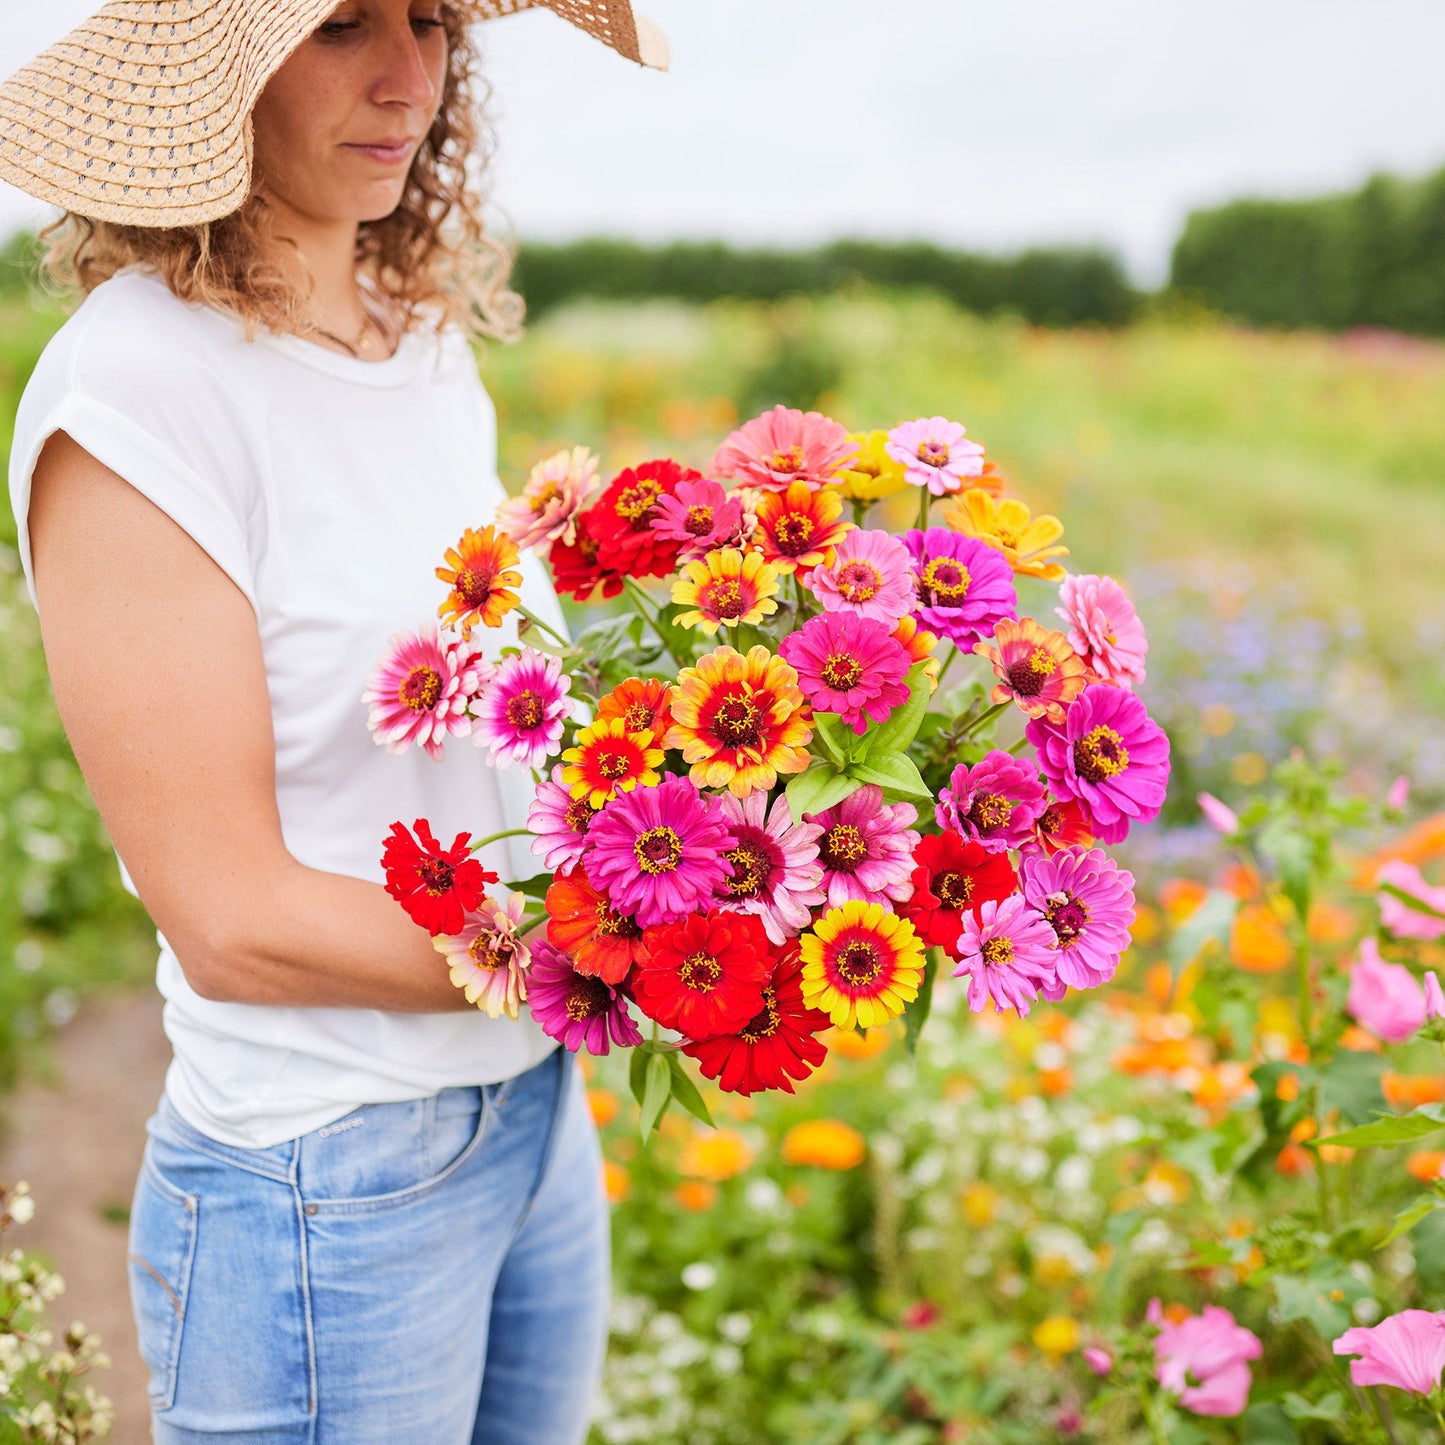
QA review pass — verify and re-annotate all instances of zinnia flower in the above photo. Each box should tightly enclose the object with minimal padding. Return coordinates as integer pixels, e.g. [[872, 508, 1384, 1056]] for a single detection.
[[1377, 860, 1445, 942], [712, 790, 827, 944], [900, 831, 1018, 957], [1333, 1310, 1445, 1395], [494, 444, 600, 551], [435, 524, 523, 640], [363, 624, 490, 760], [808, 784, 920, 908], [671, 547, 782, 634], [832, 429, 909, 502], [632, 909, 772, 1038], [893, 614, 942, 693], [470, 647, 573, 769], [545, 869, 645, 985], [1149, 1299, 1262, 1418], [649, 477, 745, 555], [380, 819, 497, 937], [561, 716, 665, 808], [526, 938, 644, 1055], [800, 900, 926, 1030], [549, 511, 625, 602], [937, 751, 1048, 854], [973, 617, 1088, 724], [711, 404, 858, 491], [806, 528, 915, 625], [682, 942, 832, 1095], [434, 891, 529, 1019], [667, 645, 814, 797], [585, 459, 694, 580], [1023, 797, 1096, 857], [1025, 685, 1171, 845], [1020, 845, 1136, 995], [583, 775, 735, 927], [527, 764, 601, 872], [904, 528, 1018, 650], [1056, 574, 1148, 688], [753, 481, 853, 575], [1346, 936, 1427, 1042], [778, 612, 911, 734], [596, 676, 676, 740], [946, 487, 1069, 581], [952, 894, 1059, 1016], [885, 416, 986, 496], [781, 1117, 868, 1169]]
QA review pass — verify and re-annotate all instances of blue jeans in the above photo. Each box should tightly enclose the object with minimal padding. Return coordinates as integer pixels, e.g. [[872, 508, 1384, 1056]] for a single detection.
[[127, 1045, 609, 1443]]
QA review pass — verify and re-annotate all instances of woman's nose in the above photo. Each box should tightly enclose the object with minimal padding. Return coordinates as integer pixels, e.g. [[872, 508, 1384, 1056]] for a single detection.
[[372, 25, 440, 109]]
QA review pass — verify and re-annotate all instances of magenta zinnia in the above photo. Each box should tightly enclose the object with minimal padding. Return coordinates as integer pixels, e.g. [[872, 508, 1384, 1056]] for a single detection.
[[527, 762, 602, 873], [903, 528, 1018, 650], [363, 624, 491, 760], [1019, 845, 1136, 997], [807, 784, 920, 908], [583, 775, 735, 927], [936, 750, 1049, 854], [807, 528, 915, 625], [886, 416, 986, 496], [713, 789, 827, 945], [649, 477, 746, 555], [526, 938, 644, 1055], [470, 647, 572, 769], [778, 612, 911, 734], [710, 404, 859, 492], [1056, 573, 1148, 688], [952, 894, 1059, 1016]]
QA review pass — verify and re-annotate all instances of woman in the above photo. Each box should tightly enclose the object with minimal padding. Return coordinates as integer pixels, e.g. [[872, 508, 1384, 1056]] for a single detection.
[[1, 1, 666, 1440]]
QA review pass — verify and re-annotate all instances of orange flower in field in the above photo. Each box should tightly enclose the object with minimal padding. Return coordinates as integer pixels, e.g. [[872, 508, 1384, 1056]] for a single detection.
[[674, 1180, 719, 1212], [821, 1025, 893, 1061], [604, 1160, 631, 1204], [1339, 1025, 1383, 1053], [588, 1089, 620, 1127], [1038, 1066, 1073, 1097], [753, 481, 852, 575], [973, 616, 1088, 724], [435, 524, 522, 639], [1354, 812, 1445, 884], [1382, 1073, 1445, 1109], [1158, 878, 1209, 924], [597, 677, 675, 741], [679, 1128, 755, 1182], [1307, 902, 1357, 943], [1407, 1150, 1445, 1183], [1229, 903, 1292, 973], [1219, 863, 1263, 900], [782, 1119, 867, 1170], [1275, 1143, 1312, 1177]]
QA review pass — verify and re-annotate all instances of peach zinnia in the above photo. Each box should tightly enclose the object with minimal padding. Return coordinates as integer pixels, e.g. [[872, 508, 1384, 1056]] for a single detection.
[[974, 616, 1088, 724], [561, 716, 665, 808], [671, 548, 781, 634], [667, 645, 813, 798], [753, 482, 853, 575], [435, 524, 523, 640]]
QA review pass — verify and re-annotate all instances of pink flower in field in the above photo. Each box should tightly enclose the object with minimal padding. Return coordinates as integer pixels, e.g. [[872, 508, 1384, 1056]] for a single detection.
[[952, 894, 1058, 1016], [1197, 791, 1239, 835], [1333, 1310, 1445, 1395], [1346, 936, 1426, 1042], [885, 416, 985, 496], [363, 624, 491, 760], [494, 445, 600, 551], [1082, 1346, 1113, 1377], [1426, 971, 1445, 1021], [527, 763, 602, 873], [433, 891, 530, 1020], [710, 405, 859, 492], [649, 478, 747, 555], [1148, 1299, 1262, 1418], [936, 750, 1048, 854], [1377, 860, 1445, 942], [779, 612, 912, 735], [1056, 573, 1147, 689], [807, 528, 915, 625], [1387, 774, 1411, 811], [1021, 845, 1136, 997], [470, 648, 573, 770]]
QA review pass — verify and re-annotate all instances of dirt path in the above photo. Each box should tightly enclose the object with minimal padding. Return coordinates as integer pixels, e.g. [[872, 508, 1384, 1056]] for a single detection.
[[0, 989, 167, 1444]]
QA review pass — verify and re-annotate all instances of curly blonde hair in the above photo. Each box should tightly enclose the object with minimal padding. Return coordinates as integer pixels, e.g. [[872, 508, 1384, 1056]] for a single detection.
[[34, 6, 524, 345]]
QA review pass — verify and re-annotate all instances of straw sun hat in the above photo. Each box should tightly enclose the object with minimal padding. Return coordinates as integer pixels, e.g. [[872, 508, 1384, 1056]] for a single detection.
[[0, 0, 668, 228]]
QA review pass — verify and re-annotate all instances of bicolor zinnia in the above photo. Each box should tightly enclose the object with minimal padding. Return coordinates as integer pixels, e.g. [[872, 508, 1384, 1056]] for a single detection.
[[435, 524, 523, 640]]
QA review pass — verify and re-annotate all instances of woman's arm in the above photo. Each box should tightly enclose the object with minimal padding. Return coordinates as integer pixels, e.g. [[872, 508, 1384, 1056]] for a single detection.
[[28, 430, 473, 1012]]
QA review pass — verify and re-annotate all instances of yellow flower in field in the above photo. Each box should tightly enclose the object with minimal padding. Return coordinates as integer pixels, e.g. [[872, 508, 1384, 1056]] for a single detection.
[[821, 1024, 894, 1061], [944, 487, 1069, 582], [679, 1128, 755, 1182], [960, 1181, 999, 1228], [832, 430, 909, 502], [799, 901, 925, 1031], [1033, 1315, 1081, 1357], [781, 1119, 867, 1171], [671, 548, 781, 634]]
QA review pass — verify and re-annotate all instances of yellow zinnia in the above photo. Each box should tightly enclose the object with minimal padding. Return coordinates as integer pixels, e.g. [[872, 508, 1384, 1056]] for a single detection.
[[799, 900, 925, 1031], [832, 430, 909, 502], [671, 547, 781, 634], [944, 487, 1069, 581]]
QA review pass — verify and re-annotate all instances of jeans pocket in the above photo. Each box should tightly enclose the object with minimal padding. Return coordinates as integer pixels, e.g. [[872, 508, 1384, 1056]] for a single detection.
[[127, 1146, 199, 1412]]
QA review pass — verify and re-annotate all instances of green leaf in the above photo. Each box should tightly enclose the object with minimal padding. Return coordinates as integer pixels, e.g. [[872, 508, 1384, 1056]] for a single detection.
[[1377, 1197, 1438, 1247], [628, 1041, 650, 1109], [640, 1050, 672, 1140], [847, 752, 933, 804], [1314, 1101, 1445, 1149], [1281, 1392, 1344, 1424], [665, 1052, 715, 1129], [511, 871, 554, 902], [785, 762, 862, 825], [812, 711, 855, 768], [854, 661, 932, 762], [1167, 888, 1238, 977], [1379, 881, 1445, 922], [1242, 1403, 1299, 1445], [1274, 1270, 1365, 1339], [1317, 1048, 1388, 1126], [1260, 819, 1313, 921], [904, 950, 940, 1058]]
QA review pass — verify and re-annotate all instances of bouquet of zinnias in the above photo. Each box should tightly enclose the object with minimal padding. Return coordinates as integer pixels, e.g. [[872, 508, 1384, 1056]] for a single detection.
[[368, 407, 1171, 1134]]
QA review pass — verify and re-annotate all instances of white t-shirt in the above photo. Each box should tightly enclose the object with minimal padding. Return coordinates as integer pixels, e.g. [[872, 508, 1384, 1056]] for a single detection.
[[8, 266, 563, 1147]]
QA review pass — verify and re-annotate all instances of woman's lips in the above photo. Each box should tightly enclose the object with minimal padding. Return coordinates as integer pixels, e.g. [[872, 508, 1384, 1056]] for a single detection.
[[345, 141, 414, 163]]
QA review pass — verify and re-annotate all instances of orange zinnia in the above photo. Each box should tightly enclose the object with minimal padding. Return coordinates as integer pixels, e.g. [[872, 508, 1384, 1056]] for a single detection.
[[597, 677, 676, 741], [753, 481, 852, 575], [435, 524, 523, 639], [781, 1119, 867, 1170], [544, 868, 645, 984]]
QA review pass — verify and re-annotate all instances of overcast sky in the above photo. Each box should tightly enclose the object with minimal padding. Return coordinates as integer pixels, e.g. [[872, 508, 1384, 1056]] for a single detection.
[[3, 1, 1443, 282]]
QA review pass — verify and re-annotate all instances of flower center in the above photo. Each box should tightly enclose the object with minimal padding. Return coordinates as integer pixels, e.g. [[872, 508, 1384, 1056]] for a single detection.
[[919, 557, 971, 606], [981, 936, 1014, 966], [969, 792, 1013, 835], [836, 939, 883, 988], [1074, 726, 1130, 783], [456, 566, 496, 608], [565, 976, 610, 1021], [624, 702, 656, 732], [836, 560, 882, 603], [821, 652, 863, 691], [467, 936, 507, 971], [767, 445, 806, 475], [821, 823, 867, 871], [597, 902, 642, 939], [1046, 890, 1089, 946], [685, 504, 716, 536], [418, 858, 454, 894], [564, 798, 595, 833], [917, 440, 950, 468], [678, 950, 722, 992], [1006, 648, 1057, 697], [723, 840, 774, 898], [597, 750, 632, 780], [712, 693, 762, 748], [934, 869, 973, 909], [399, 664, 443, 712], [635, 825, 683, 875], [506, 689, 544, 731], [1037, 806, 1064, 838], [738, 986, 781, 1043], [530, 480, 561, 512], [774, 514, 816, 555], [703, 578, 746, 621], [615, 478, 663, 527]]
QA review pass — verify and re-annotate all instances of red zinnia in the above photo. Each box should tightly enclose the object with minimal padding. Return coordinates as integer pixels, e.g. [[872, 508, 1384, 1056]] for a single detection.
[[381, 818, 497, 937], [632, 909, 772, 1038], [549, 510, 625, 602], [901, 830, 1018, 957], [682, 941, 832, 1096], [584, 459, 695, 581], [545, 868, 645, 985]]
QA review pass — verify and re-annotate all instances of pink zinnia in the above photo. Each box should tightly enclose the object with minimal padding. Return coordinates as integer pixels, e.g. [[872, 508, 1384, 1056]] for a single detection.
[[903, 528, 1018, 650], [1056, 574, 1147, 689], [1334, 1310, 1445, 1395], [952, 894, 1058, 1016], [1346, 936, 1426, 1042], [710, 404, 859, 492], [885, 416, 985, 496], [806, 784, 920, 908], [807, 529, 915, 625], [649, 478, 746, 555], [713, 790, 827, 944], [471, 647, 572, 770], [527, 762, 601, 873], [1021, 845, 1136, 997], [526, 938, 644, 1055], [1377, 860, 1445, 942], [1026, 683, 1171, 845], [936, 750, 1048, 854], [778, 613, 911, 735], [583, 776, 735, 927], [1149, 1299, 1262, 1418], [494, 445, 600, 551], [433, 891, 530, 1020], [363, 623, 491, 761], [1427, 971, 1445, 1020]]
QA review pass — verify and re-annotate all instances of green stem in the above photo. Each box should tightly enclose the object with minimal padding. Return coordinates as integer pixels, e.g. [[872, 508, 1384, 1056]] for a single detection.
[[1369, 1387, 1405, 1445], [791, 572, 808, 619], [915, 486, 930, 533], [1432, 1402, 1445, 1436], [935, 643, 962, 688], [515, 604, 571, 649], [960, 700, 1010, 739], [850, 499, 867, 528], [1139, 1391, 1171, 1445], [621, 576, 682, 669], [468, 828, 533, 853], [1007, 734, 1030, 756]]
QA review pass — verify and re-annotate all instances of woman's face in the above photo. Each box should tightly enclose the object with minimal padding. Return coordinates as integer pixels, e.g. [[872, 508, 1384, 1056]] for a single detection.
[[250, 1, 449, 226]]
